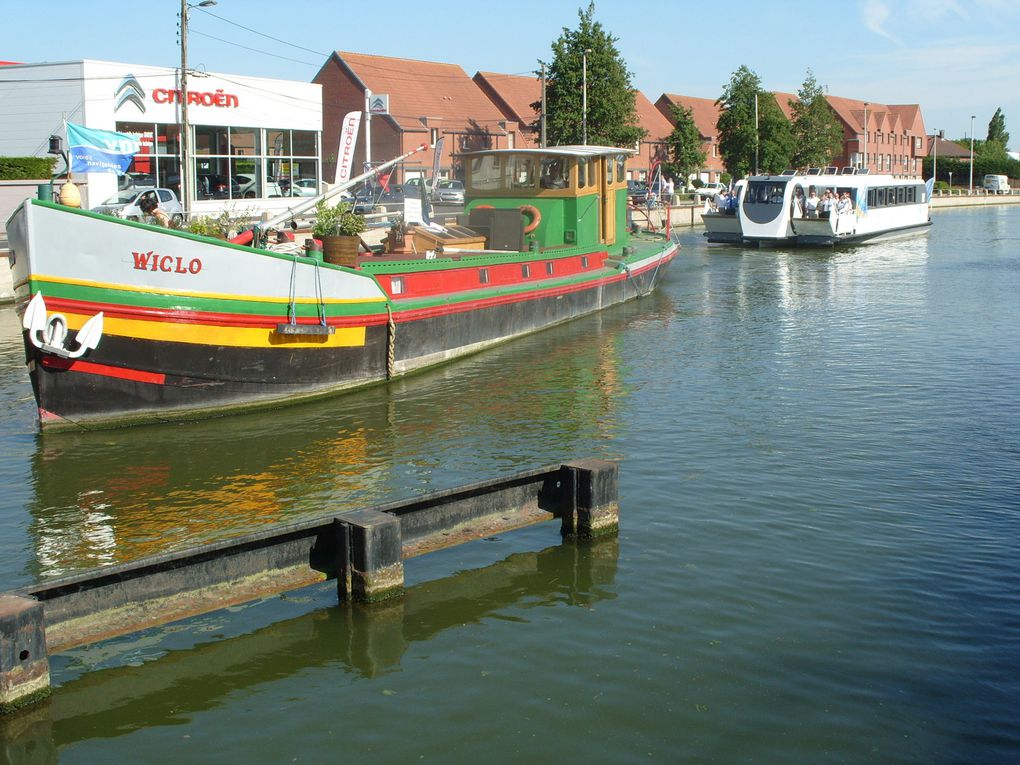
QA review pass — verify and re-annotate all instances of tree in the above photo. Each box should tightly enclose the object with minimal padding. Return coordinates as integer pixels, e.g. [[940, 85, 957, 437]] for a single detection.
[[789, 69, 844, 168], [716, 65, 794, 179], [536, 3, 645, 148], [987, 107, 1010, 148], [662, 105, 706, 183]]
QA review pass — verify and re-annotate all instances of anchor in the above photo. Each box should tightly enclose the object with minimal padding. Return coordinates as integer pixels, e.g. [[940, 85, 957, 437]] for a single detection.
[[22, 292, 104, 359]]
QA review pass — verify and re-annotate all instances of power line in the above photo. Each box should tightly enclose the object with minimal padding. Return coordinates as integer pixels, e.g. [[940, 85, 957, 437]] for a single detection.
[[193, 7, 329, 58], [188, 29, 320, 67]]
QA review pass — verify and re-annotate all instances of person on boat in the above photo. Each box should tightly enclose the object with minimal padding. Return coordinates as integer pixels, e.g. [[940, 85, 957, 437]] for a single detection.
[[836, 192, 853, 215], [805, 187, 820, 218], [793, 188, 805, 216], [820, 189, 834, 219], [139, 194, 171, 227]]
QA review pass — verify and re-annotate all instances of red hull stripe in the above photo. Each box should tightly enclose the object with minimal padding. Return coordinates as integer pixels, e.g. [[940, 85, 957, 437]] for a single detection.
[[392, 250, 675, 322], [40, 356, 167, 385]]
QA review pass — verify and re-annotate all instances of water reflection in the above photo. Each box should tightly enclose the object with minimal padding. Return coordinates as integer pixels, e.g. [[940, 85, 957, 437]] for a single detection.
[[23, 295, 673, 580], [0, 538, 617, 757]]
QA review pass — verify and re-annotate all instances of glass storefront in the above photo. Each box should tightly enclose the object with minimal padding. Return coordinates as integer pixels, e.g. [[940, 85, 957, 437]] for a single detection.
[[116, 122, 320, 201]]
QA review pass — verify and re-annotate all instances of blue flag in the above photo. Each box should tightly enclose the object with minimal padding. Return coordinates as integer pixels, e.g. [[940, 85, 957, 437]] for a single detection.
[[66, 122, 139, 174]]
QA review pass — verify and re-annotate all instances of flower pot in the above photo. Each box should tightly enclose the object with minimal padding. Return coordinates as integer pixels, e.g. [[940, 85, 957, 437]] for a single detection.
[[321, 235, 360, 267]]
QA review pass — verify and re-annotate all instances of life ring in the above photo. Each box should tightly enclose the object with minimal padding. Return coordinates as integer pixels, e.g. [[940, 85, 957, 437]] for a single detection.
[[519, 205, 541, 234]]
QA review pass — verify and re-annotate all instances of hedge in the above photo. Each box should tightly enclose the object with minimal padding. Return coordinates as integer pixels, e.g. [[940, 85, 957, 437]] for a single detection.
[[0, 157, 58, 180]]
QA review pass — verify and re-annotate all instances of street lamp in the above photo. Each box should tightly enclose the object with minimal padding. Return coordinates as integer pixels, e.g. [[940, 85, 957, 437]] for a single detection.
[[969, 114, 975, 194], [862, 102, 869, 172], [180, 0, 217, 214], [582, 48, 592, 145]]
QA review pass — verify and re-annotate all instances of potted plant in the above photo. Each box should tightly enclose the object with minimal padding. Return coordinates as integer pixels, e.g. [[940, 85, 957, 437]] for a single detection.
[[312, 199, 365, 266]]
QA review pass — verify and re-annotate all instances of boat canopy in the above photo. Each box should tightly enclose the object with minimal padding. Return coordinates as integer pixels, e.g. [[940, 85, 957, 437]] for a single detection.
[[460, 145, 636, 159]]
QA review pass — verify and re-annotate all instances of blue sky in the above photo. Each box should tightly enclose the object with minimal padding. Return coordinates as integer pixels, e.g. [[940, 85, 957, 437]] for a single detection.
[[5, 0, 1017, 149]]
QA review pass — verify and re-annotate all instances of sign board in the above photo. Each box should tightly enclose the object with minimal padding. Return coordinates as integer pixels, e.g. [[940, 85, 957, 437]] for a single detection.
[[369, 94, 389, 114]]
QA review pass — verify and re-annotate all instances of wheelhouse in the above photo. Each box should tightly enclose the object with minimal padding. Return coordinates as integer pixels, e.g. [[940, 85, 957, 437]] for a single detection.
[[462, 146, 632, 252]]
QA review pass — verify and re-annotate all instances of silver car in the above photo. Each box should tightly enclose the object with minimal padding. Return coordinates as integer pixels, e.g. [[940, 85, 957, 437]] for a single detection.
[[433, 179, 465, 204], [93, 188, 184, 224]]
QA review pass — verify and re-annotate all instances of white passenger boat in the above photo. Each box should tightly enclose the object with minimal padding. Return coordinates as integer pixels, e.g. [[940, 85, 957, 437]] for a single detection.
[[738, 168, 933, 246], [702, 179, 746, 244]]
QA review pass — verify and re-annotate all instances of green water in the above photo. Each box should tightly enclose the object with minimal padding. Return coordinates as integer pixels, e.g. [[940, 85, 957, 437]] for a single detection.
[[1, 206, 1019, 763]]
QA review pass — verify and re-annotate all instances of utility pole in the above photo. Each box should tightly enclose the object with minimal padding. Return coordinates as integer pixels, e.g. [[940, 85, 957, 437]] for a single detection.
[[862, 102, 869, 172], [969, 114, 975, 194], [582, 49, 591, 145], [180, 0, 191, 213], [754, 92, 759, 175], [540, 63, 547, 149], [365, 88, 373, 175]]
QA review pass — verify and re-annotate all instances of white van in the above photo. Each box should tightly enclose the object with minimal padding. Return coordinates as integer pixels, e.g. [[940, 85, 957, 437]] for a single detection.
[[983, 174, 1011, 194]]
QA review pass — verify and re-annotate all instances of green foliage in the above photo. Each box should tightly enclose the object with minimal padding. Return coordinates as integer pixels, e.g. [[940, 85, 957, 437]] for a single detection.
[[720, 172, 731, 185], [0, 156, 57, 180], [312, 198, 365, 238], [662, 105, 707, 183], [716, 65, 794, 179], [789, 70, 844, 168], [187, 207, 254, 238], [922, 154, 1020, 183], [987, 107, 1009, 147], [537, 2, 645, 148]]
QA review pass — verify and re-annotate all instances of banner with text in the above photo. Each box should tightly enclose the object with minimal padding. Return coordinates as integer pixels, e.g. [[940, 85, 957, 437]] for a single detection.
[[66, 122, 139, 174], [334, 111, 362, 185]]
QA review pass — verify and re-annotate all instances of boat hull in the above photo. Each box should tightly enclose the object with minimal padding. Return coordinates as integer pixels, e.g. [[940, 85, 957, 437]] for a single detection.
[[702, 211, 744, 244], [10, 200, 677, 430]]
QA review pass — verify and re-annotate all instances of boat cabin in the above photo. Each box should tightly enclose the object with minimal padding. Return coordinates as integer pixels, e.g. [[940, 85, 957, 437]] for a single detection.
[[462, 146, 633, 252]]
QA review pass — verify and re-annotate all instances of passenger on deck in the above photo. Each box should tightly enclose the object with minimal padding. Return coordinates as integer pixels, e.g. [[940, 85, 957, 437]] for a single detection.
[[805, 187, 820, 218], [837, 192, 853, 215], [820, 190, 834, 218], [793, 188, 805, 216], [714, 190, 727, 210]]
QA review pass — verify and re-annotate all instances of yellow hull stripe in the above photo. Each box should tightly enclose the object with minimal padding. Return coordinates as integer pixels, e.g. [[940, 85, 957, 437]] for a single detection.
[[64, 312, 367, 349], [36, 274, 385, 306]]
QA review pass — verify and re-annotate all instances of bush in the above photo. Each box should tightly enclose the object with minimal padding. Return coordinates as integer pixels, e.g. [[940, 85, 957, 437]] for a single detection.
[[720, 172, 732, 186], [690, 178, 704, 189], [934, 180, 950, 192], [0, 156, 57, 180], [312, 198, 365, 238]]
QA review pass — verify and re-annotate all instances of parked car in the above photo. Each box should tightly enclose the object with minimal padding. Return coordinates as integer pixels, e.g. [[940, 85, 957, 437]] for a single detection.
[[983, 174, 1011, 194], [432, 179, 465, 204], [694, 182, 727, 201], [290, 178, 320, 197], [627, 180, 649, 205], [234, 173, 284, 198], [197, 173, 240, 200], [93, 188, 184, 224]]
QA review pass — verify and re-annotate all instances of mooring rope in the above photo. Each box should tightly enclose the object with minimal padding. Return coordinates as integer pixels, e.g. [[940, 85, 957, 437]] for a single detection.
[[386, 304, 396, 378]]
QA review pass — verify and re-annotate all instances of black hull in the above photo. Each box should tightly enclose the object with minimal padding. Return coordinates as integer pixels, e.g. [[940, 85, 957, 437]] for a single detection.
[[30, 260, 673, 430]]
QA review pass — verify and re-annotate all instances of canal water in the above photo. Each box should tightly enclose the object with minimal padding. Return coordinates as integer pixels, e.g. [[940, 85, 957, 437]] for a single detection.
[[1, 206, 1018, 763]]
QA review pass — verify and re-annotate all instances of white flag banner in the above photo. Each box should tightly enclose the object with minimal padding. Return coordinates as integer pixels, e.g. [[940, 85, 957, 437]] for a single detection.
[[334, 111, 362, 185]]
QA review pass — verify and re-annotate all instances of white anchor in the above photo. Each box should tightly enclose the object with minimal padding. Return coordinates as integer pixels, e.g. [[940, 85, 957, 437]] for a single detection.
[[22, 293, 104, 359]]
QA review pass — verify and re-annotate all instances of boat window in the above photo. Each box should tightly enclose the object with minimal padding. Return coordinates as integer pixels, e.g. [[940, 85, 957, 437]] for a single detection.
[[606, 158, 614, 184], [390, 277, 404, 295], [867, 189, 876, 208], [471, 156, 503, 192], [616, 155, 626, 183], [577, 158, 588, 188], [521, 264, 531, 278], [876, 188, 886, 206], [746, 180, 787, 204], [479, 268, 489, 284], [540, 157, 570, 189], [546, 262, 555, 275], [512, 157, 536, 189], [581, 255, 589, 268], [897, 187, 905, 204]]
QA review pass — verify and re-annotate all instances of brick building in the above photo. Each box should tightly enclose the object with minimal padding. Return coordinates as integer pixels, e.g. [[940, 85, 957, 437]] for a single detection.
[[314, 52, 524, 183], [774, 92, 927, 177], [654, 94, 726, 184]]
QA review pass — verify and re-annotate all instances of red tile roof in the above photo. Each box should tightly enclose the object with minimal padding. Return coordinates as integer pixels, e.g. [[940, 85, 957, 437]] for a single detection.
[[635, 91, 674, 143], [928, 135, 972, 158], [655, 94, 721, 139], [473, 71, 540, 127], [334, 51, 508, 134]]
